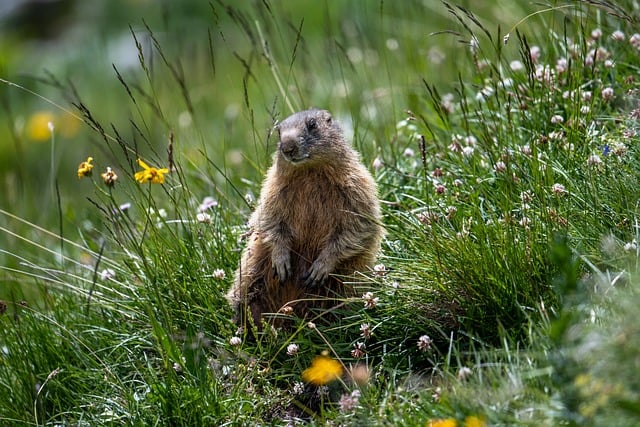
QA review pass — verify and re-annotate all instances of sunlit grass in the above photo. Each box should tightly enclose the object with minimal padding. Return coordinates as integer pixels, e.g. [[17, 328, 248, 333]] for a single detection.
[[1, 0, 640, 425]]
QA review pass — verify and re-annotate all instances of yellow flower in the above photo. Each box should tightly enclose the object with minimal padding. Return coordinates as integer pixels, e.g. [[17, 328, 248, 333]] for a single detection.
[[301, 355, 342, 385], [77, 157, 94, 179], [464, 415, 486, 427], [427, 419, 457, 427], [101, 167, 118, 186], [26, 111, 55, 142], [134, 158, 169, 184]]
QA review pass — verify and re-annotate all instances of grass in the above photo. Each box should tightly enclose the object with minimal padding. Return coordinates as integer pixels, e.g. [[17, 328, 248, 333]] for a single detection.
[[2, 0, 640, 425]]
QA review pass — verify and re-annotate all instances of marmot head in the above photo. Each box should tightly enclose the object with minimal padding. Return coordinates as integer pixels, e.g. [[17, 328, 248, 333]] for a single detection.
[[276, 109, 345, 165]]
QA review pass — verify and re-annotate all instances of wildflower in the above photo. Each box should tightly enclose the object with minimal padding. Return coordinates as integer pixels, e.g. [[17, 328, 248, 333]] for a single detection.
[[529, 45, 541, 63], [362, 292, 379, 309], [301, 355, 342, 385], [196, 212, 211, 223], [417, 335, 432, 352], [493, 161, 507, 173], [349, 364, 371, 386], [359, 323, 372, 339], [457, 366, 473, 381], [101, 167, 118, 186], [462, 146, 474, 156], [591, 28, 602, 40], [552, 183, 566, 195], [99, 268, 116, 281], [198, 196, 218, 212], [77, 157, 94, 178], [351, 342, 366, 358], [134, 158, 169, 184], [338, 390, 361, 412], [435, 184, 447, 194], [520, 145, 532, 156], [550, 114, 564, 124], [464, 415, 487, 427], [469, 36, 479, 56], [445, 206, 457, 220], [316, 385, 330, 398], [555, 57, 568, 74], [212, 269, 226, 279], [601, 87, 614, 102], [441, 93, 455, 114], [509, 60, 524, 71], [229, 336, 242, 347], [630, 33, 640, 49], [292, 381, 305, 395], [307, 321, 316, 329], [26, 111, 56, 142], [580, 105, 591, 115], [587, 154, 602, 167], [286, 343, 299, 356], [403, 147, 415, 157], [373, 263, 387, 276], [611, 30, 625, 41], [372, 157, 383, 170], [427, 418, 457, 427], [280, 305, 294, 316]]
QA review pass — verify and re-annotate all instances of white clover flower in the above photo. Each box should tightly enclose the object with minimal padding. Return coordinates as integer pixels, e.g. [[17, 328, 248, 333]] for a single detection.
[[591, 28, 602, 39], [338, 390, 361, 412], [520, 145, 532, 156], [631, 33, 640, 49], [601, 87, 615, 102], [580, 105, 591, 115], [99, 268, 116, 281], [509, 60, 524, 71], [292, 381, 305, 395], [493, 161, 507, 173], [555, 57, 568, 74], [212, 269, 226, 279], [457, 366, 473, 381], [529, 45, 541, 63], [360, 323, 372, 339], [552, 183, 566, 195], [286, 343, 299, 356], [623, 240, 637, 252], [372, 157, 383, 170], [462, 146, 475, 157], [196, 212, 211, 223], [519, 217, 531, 228], [229, 336, 242, 346], [587, 154, 602, 166], [403, 147, 415, 157], [362, 292, 379, 309], [551, 115, 564, 124], [417, 335, 432, 352], [611, 30, 625, 41]]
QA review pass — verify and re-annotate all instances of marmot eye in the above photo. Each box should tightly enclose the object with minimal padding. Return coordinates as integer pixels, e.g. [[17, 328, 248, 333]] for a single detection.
[[306, 118, 318, 131]]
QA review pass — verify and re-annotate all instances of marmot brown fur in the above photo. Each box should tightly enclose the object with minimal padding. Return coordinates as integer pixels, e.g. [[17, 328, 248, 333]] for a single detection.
[[227, 108, 383, 329]]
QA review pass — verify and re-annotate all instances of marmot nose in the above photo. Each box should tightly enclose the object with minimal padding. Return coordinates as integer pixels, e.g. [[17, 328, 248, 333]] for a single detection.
[[280, 138, 298, 158]]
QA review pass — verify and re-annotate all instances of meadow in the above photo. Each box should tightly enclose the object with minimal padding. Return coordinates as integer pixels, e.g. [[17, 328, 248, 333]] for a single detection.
[[1, 0, 640, 425]]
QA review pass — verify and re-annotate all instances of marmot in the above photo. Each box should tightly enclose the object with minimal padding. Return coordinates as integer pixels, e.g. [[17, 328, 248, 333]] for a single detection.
[[227, 108, 383, 329]]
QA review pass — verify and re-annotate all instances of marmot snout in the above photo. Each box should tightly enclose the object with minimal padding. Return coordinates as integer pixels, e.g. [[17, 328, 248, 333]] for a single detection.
[[227, 108, 383, 328]]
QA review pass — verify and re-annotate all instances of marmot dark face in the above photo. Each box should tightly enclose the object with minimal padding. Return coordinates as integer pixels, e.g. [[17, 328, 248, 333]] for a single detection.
[[276, 109, 344, 165]]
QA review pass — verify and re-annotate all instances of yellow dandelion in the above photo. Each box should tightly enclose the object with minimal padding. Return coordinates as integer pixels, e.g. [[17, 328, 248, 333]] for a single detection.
[[101, 167, 118, 186], [427, 419, 457, 427], [464, 415, 486, 427], [301, 355, 342, 385], [26, 111, 55, 142], [77, 157, 94, 179], [134, 158, 169, 184]]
